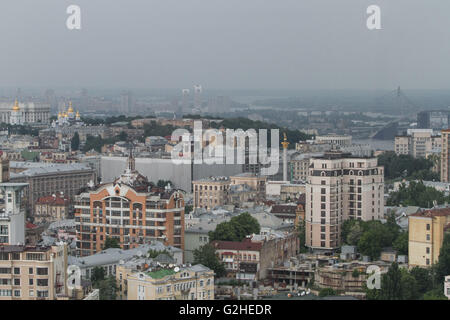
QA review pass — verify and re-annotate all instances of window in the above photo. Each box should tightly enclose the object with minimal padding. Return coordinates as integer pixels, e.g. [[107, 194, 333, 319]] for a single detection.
[[426, 224, 430, 231], [426, 247, 430, 254], [37, 279, 48, 287], [13, 268, 20, 275], [37, 268, 48, 276], [426, 234, 431, 241], [14, 290, 20, 297], [14, 278, 20, 286], [29, 279, 33, 285], [29, 268, 33, 274]]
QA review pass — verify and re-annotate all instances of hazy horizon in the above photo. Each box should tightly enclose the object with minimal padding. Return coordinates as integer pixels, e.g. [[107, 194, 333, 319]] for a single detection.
[[2, 0, 450, 90]]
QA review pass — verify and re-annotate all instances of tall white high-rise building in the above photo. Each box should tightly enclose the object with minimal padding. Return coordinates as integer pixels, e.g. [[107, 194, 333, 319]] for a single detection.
[[194, 85, 202, 109], [305, 152, 384, 251], [0, 183, 28, 245]]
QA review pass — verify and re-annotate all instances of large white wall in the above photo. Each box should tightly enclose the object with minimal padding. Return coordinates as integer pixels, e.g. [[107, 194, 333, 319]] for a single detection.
[[101, 157, 243, 192]]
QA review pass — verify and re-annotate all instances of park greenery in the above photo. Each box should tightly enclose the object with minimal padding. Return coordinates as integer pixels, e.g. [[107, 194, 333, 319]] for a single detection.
[[90, 267, 118, 300], [377, 151, 439, 181], [208, 212, 260, 242], [387, 180, 450, 208], [103, 237, 120, 250], [341, 214, 407, 259], [365, 234, 450, 300], [193, 244, 226, 278]]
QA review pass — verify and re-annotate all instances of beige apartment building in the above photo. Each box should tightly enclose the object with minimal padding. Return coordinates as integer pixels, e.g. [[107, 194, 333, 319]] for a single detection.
[[305, 152, 384, 250], [441, 129, 450, 182], [0, 243, 67, 300], [34, 194, 69, 224], [127, 265, 214, 300], [192, 177, 230, 210], [395, 129, 441, 158], [408, 208, 450, 268], [230, 173, 267, 195]]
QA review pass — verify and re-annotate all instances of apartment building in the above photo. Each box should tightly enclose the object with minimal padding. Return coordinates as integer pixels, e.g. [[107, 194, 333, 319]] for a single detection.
[[34, 194, 69, 224], [74, 155, 185, 257], [0, 159, 9, 183], [289, 153, 323, 182], [230, 173, 267, 198], [305, 152, 384, 251], [395, 129, 441, 158], [127, 264, 214, 300], [408, 208, 450, 268], [192, 177, 230, 210], [211, 232, 299, 281], [441, 129, 450, 182], [0, 243, 67, 300]]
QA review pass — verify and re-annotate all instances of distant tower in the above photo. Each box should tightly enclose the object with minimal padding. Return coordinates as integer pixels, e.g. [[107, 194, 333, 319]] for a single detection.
[[281, 133, 289, 181], [182, 89, 190, 110], [120, 90, 133, 114], [0, 183, 28, 245], [194, 85, 202, 109], [10, 99, 23, 125]]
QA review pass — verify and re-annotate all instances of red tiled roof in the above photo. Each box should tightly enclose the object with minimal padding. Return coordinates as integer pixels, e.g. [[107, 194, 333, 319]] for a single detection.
[[410, 207, 450, 218], [26, 222, 38, 229], [271, 205, 296, 214], [211, 239, 262, 252], [36, 195, 68, 206]]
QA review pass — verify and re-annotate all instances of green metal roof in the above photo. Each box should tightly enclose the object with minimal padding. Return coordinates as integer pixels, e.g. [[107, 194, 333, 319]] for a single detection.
[[147, 269, 176, 279]]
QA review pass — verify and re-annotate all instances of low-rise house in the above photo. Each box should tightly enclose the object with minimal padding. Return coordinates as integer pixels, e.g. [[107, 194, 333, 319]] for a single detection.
[[127, 264, 214, 300], [34, 193, 69, 224], [68, 242, 183, 281]]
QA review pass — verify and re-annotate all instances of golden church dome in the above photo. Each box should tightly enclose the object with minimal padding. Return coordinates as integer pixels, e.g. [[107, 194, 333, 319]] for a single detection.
[[12, 99, 20, 111]]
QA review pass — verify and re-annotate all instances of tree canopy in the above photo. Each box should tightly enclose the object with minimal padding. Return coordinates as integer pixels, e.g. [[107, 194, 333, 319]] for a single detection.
[[387, 181, 450, 208], [193, 244, 226, 278], [377, 151, 438, 181], [209, 212, 260, 242]]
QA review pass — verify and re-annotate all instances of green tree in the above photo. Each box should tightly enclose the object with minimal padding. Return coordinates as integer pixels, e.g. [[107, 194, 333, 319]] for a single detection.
[[347, 223, 363, 246], [409, 266, 433, 296], [71, 132, 80, 151], [193, 244, 226, 278], [435, 233, 450, 284], [318, 288, 336, 297], [91, 266, 105, 284], [96, 276, 118, 300], [379, 262, 403, 300], [393, 232, 408, 255], [209, 212, 260, 242], [103, 237, 120, 249], [297, 219, 307, 253]]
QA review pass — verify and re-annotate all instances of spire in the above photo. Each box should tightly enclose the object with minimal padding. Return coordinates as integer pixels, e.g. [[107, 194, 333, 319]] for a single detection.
[[127, 147, 135, 172]]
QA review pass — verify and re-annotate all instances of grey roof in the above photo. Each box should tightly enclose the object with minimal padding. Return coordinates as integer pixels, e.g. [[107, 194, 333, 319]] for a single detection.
[[48, 219, 76, 230], [10, 162, 93, 178], [68, 242, 181, 269]]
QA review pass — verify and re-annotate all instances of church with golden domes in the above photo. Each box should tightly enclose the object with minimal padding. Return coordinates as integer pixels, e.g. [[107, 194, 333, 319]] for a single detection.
[[52, 102, 83, 127]]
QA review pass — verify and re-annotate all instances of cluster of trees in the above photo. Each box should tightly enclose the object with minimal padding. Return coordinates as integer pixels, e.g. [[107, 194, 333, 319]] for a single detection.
[[208, 212, 260, 242], [82, 131, 129, 152], [341, 214, 407, 260], [156, 180, 173, 188], [81, 115, 151, 126], [377, 151, 438, 181], [387, 180, 450, 208], [193, 212, 261, 277], [103, 237, 120, 250], [366, 234, 450, 300], [90, 267, 118, 300], [193, 244, 226, 278], [143, 121, 179, 138]]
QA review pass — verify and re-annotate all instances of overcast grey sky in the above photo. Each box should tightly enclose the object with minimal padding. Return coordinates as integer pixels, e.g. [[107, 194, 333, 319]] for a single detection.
[[1, 0, 449, 90]]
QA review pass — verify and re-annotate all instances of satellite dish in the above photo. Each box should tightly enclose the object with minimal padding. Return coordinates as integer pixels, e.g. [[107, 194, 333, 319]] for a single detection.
[[174, 267, 180, 272], [169, 264, 174, 268]]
